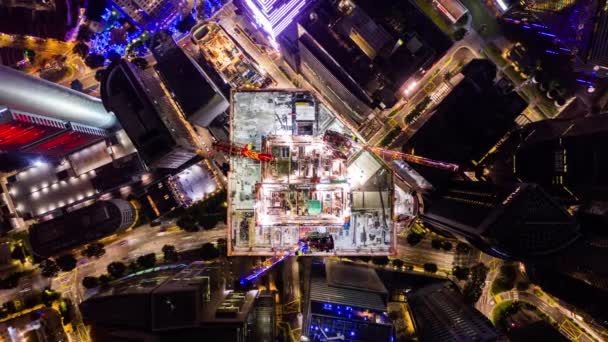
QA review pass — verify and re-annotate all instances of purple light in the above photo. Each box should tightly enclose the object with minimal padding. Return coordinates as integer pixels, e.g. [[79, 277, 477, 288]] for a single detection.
[[538, 32, 556, 38], [244, 0, 308, 43], [545, 50, 558, 55]]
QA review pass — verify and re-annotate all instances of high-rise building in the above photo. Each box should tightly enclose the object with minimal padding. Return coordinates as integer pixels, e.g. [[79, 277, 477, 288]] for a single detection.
[[421, 181, 581, 260], [407, 281, 500, 341], [502, 0, 608, 76], [0, 66, 117, 158], [29, 199, 135, 257], [403, 59, 526, 170], [279, 0, 452, 125], [239, 0, 311, 45], [304, 260, 393, 341], [514, 114, 608, 203], [101, 59, 201, 169], [81, 262, 262, 341], [149, 30, 229, 127]]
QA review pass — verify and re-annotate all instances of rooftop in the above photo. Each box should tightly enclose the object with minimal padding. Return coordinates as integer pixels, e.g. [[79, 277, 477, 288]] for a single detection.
[[228, 90, 397, 256]]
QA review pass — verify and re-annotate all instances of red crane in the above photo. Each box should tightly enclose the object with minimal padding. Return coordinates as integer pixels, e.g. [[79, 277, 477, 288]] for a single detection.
[[323, 130, 460, 172], [213, 141, 273, 162]]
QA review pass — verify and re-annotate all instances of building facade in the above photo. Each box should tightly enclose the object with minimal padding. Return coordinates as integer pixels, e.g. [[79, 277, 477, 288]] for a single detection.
[[101, 60, 200, 169], [29, 199, 135, 257], [421, 181, 581, 260], [407, 281, 500, 341]]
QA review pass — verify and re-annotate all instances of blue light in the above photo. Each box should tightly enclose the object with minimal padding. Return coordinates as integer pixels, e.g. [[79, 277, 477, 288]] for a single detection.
[[576, 79, 593, 85], [538, 32, 556, 38], [351, 331, 355, 336], [324, 327, 328, 332], [545, 50, 558, 55]]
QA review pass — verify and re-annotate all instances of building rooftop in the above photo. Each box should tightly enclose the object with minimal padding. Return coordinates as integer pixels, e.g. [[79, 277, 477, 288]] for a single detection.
[[228, 90, 396, 256], [403, 59, 527, 167]]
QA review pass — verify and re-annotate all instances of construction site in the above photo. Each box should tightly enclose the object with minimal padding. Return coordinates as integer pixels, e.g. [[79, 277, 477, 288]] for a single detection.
[[226, 90, 409, 256]]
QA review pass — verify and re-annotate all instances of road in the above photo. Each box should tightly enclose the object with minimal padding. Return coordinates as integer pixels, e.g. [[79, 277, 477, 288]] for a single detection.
[[475, 256, 602, 342], [495, 291, 596, 342], [395, 238, 455, 273], [369, 37, 480, 148], [2, 225, 225, 341]]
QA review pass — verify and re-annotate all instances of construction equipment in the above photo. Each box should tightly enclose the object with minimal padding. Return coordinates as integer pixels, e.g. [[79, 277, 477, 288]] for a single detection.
[[213, 141, 273, 162], [323, 130, 460, 172]]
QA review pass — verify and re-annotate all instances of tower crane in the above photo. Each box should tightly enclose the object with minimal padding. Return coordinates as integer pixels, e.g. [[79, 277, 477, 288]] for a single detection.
[[212, 141, 273, 162], [322, 130, 460, 172]]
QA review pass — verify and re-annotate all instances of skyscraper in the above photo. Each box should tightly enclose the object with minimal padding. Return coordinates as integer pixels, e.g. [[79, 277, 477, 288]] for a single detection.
[[80, 262, 262, 341], [149, 30, 229, 127], [407, 281, 500, 341], [421, 180, 580, 260], [502, 0, 608, 76], [101, 60, 201, 169], [514, 114, 608, 203], [240, 0, 310, 45], [0, 66, 117, 158]]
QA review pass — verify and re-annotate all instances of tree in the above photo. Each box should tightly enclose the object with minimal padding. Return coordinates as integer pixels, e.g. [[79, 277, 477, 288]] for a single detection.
[[84, 53, 105, 69], [56, 254, 77, 272], [162, 245, 179, 263], [177, 215, 198, 232], [453, 266, 470, 280], [0, 272, 23, 289], [405, 96, 431, 125], [98, 274, 112, 287], [453, 28, 467, 41], [441, 241, 453, 251], [423, 263, 438, 273], [59, 298, 75, 324], [176, 14, 196, 33], [131, 57, 149, 70], [199, 215, 221, 230], [70, 79, 84, 92], [392, 259, 404, 269], [431, 239, 443, 249], [199, 243, 220, 261], [463, 263, 489, 304], [94, 68, 106, 82], [83, 242, 105, 258], [41, 288, 60, 306], [136, 253, 156, 269], [10, 245, 26, 263], [456, 243, 471, 254], [126, 261, 140, 275], [82, 276, 99, 289], [77, 26, 93, 42], [107, 261, 127, 278], [40, 259, 60, 278], [72, 42, 90, 58], [107, 50, 121, 63], [406, 233, 423, 246], [3, 301, 17, 314], [372, 256, 390, 266]]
